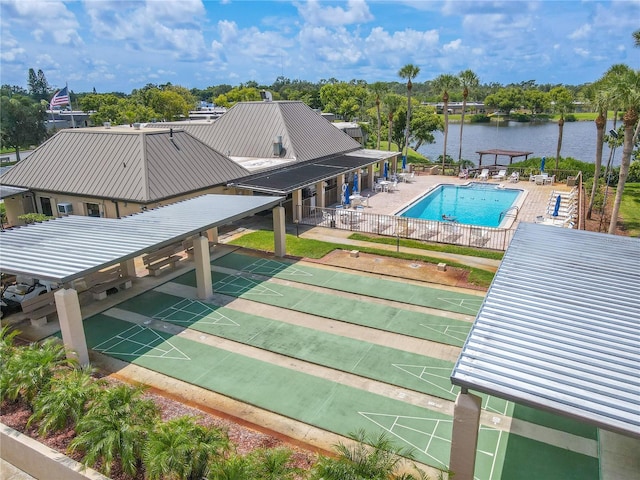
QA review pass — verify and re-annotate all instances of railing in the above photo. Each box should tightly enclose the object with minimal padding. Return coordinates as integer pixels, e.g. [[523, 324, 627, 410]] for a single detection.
[[298, 205, 515, 251], [498, 205, 519, 223]]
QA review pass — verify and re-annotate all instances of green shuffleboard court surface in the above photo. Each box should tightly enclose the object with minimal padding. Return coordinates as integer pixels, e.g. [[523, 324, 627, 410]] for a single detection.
[[76, 314, 598, 479], [212, 252, 483, 316], [172, 269, 472, 347]]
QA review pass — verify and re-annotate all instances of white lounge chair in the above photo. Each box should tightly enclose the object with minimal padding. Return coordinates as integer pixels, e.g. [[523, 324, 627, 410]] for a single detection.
[[492, 169, 507, 181], [477, 169, 489, 181], [470, 227, 491, 247], [508, 172, 519, 183]]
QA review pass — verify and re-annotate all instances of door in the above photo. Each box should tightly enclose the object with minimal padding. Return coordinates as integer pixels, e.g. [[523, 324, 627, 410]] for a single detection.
[[39, 197, 53, 216]]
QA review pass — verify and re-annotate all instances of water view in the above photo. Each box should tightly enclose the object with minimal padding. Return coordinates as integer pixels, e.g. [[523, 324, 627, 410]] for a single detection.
[[417, 120, 622, 167]]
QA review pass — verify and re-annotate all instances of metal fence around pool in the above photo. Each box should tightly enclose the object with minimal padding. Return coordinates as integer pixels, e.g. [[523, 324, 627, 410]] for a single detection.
[[298, 205, 515, 251]]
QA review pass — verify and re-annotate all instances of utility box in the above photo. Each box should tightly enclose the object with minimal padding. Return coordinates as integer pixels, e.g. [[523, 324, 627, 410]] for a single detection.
[[567, 176, 577, 187], [57, 202, 73, 214]]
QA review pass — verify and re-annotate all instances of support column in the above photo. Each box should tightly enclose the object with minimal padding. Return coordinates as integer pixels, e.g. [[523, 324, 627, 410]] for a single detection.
[[193, 235, 213, 299], [316, 181, 326, 208], [207, 227, 218, 244], [119, 258, 136, 278], [54, 289, 89, 366], [292, 189, 303, 222], [449, 389, 482, 480], [273, 206, 286, 258], [367, 165, 374, 190], [338, 174, 346, 205]]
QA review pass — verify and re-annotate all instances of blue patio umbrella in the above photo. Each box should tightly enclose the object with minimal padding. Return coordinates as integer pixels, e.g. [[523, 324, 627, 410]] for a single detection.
[[383, 161, 388, 179], [353, 172, 358, 193], [540, 156, 546, 173], [344, 184, 351, 205], [402, 155, 407, 170], [552, 194, 562, 217]]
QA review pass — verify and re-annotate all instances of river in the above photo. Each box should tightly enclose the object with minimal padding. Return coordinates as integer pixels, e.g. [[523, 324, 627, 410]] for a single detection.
[[416, 120, 622, 167]]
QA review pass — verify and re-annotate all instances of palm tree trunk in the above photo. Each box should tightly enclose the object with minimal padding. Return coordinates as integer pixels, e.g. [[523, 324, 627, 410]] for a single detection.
[[555, 117, 564, 172], [587, 114, 606, 219], [608, 117, 639, 234], [458, 94, 467, 161], [388, 113, 393, 151], [376, 98, 381, 150], [442, 92, 449, 173]]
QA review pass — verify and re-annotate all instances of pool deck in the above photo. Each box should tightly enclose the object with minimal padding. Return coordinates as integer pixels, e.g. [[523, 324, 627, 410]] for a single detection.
[[345, 173, 571, 229]]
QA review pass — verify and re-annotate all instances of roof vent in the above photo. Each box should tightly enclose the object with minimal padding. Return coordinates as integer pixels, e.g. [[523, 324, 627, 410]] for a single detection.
[[273, 135, 283, 156], [260, 90, 273, 102]]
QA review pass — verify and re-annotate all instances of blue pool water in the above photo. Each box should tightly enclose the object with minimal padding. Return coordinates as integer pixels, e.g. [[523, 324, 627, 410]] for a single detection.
[[398, 183, 522, 227]]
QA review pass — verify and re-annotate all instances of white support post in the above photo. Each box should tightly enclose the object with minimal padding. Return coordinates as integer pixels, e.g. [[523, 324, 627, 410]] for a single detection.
[[273, 206, 286, 258], [193, 235, 213, 299], [54, 289, 89, 366], [449, 389, 482, 480]]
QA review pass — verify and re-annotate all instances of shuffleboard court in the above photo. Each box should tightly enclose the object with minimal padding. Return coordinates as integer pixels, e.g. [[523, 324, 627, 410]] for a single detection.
[[212, 252, 484, 316], [77, 314, 599, 479], [171, 270, 472, 347]]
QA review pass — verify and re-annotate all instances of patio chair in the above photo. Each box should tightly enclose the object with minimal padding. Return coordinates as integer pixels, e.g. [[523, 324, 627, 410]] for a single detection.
[[492, 169, 507, 181], [477, 169, 489, 181], [470, 227, 491, 247], [458, 168, 469, 179], [388, 180, 399, 192], [508, 172, 520, 183]]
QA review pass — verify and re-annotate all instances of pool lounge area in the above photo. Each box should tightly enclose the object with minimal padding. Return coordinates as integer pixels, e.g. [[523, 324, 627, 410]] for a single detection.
[[299, 173, 574, 251]]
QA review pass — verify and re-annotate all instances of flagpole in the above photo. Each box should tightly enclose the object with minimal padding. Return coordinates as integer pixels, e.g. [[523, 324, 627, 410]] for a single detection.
[[67, 83, 76, 128]]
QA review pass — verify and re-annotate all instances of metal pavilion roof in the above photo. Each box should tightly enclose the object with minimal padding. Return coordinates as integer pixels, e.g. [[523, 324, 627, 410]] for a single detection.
[[0, 194, 283, 283], [229, 150, 398, 194], [451, 222, 640, 438]]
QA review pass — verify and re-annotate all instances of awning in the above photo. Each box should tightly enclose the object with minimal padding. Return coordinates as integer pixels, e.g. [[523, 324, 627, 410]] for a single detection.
[[0, 194, 284, 283]]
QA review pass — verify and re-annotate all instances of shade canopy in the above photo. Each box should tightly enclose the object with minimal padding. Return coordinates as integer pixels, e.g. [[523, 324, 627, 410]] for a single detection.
[[0, 194, 284, 283], [451, 222, 640, 438]]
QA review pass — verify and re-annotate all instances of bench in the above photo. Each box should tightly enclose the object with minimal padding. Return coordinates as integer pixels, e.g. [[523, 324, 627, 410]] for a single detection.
[[21, 291, 57, 327], [182, 237, 215, 259], [142, 244, 183, 276], [85, 266, 133, 300]]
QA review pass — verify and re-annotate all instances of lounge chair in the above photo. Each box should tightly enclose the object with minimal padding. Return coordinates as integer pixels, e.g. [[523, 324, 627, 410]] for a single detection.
[[470, 227, 491, 247], [509, 172, 520, 183], [442, 223, 463, 243], [477, 169, 489, 181], [492, 169, 507, 181], [458, 169, 469, 179]]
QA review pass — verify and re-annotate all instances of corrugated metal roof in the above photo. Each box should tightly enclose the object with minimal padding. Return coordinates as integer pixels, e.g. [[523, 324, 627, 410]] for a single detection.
[[0, 194, 283, 283], [149, 101, 362, 162], [0, 129, 250, 203], [451, 222, 640, 437], [229, 150, 398, 194]]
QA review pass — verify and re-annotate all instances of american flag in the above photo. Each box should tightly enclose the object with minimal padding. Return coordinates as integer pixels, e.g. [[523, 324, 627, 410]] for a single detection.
[[50, 86, 70, 107]]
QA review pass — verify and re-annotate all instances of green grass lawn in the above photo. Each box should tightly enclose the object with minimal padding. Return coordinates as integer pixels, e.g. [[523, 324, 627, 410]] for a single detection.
[[227, 229, 496, 289], [619, 182, 640, 237]]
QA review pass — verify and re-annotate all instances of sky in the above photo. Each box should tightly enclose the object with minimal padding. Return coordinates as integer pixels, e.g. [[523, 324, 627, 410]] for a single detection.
[[1, 0, 639, 94]]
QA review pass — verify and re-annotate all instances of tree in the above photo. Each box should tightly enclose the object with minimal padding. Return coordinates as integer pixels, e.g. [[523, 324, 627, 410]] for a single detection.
[[213, 86, 261, 108], [633, 29, 640, 47], [382, 93, 403, 151], [370, 82, 387, 149], [432, 73, 460, 172], [457, 70, 479, 160], [27, 68, 50, 102], [484, 87, 524, 115], [409, 105, 443, 151], [398, 64, 420, 167], [548, 86, 574, 172], [143, 415, 229, 480], [70, 384, 159, 477], [0, 95, 48, 160], [607, 67, 640, 234], [319, 82, 367, 121], [523, 89, 549, 115]]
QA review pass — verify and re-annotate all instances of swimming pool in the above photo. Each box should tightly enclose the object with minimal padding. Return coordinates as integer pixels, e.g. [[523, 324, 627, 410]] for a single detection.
[[397, 183, 523, 227]]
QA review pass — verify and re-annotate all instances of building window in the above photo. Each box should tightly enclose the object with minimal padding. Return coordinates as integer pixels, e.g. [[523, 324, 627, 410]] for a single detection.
[[86, 203, 100, 217], [39, 197, 53, 216]]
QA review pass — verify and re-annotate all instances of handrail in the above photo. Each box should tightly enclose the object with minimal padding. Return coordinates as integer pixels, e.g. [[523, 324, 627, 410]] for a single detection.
[[499, 205, 519, 223]]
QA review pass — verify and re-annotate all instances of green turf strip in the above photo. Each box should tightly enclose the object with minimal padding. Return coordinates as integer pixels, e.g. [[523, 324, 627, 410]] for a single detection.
[[116, 290, 461, 402], [171, 270, 471, 347], [212, 252, 482, 316]]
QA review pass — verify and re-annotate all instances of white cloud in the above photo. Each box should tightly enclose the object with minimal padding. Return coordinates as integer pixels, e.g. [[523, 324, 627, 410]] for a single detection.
[[296, 0, 373, 26], [573, 47, 590, 58], [0, 33, 25, 62], [569, 24, 591, 40], [1, 0, 83, 46]]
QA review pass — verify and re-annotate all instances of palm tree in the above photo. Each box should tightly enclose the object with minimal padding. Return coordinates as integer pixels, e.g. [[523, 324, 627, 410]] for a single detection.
[[583, 82, 609, 219], [398, 64, 420, 167], [69, 383, 159, 478], [143, 415, 230, 480], [210, 454, 255, 480], [607, 67, 640, 234], [370, 82, 387, 150], [247, 447, 301, 480], [28, 366, 102, 437], [457, 69, 479, 161], [633, 29, 640, 47], [1, 338, 74, 408], [548, 86, 575, 172], [383, 93, 404, 150], [310, 429, 419, 480], [432, 74, 461, 173]]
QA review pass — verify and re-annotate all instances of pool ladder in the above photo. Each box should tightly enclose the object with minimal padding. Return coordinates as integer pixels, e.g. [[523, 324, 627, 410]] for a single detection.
[[499, 205, 520, 222]]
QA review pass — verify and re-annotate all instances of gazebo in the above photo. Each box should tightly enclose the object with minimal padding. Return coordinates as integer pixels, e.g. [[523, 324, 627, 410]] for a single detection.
[[476, 149, 534, 166]]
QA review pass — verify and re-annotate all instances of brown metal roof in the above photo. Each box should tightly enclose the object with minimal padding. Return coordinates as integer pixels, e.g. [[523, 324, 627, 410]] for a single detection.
[[0, 128, 250, 203], [149, 101, 362, 163]]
